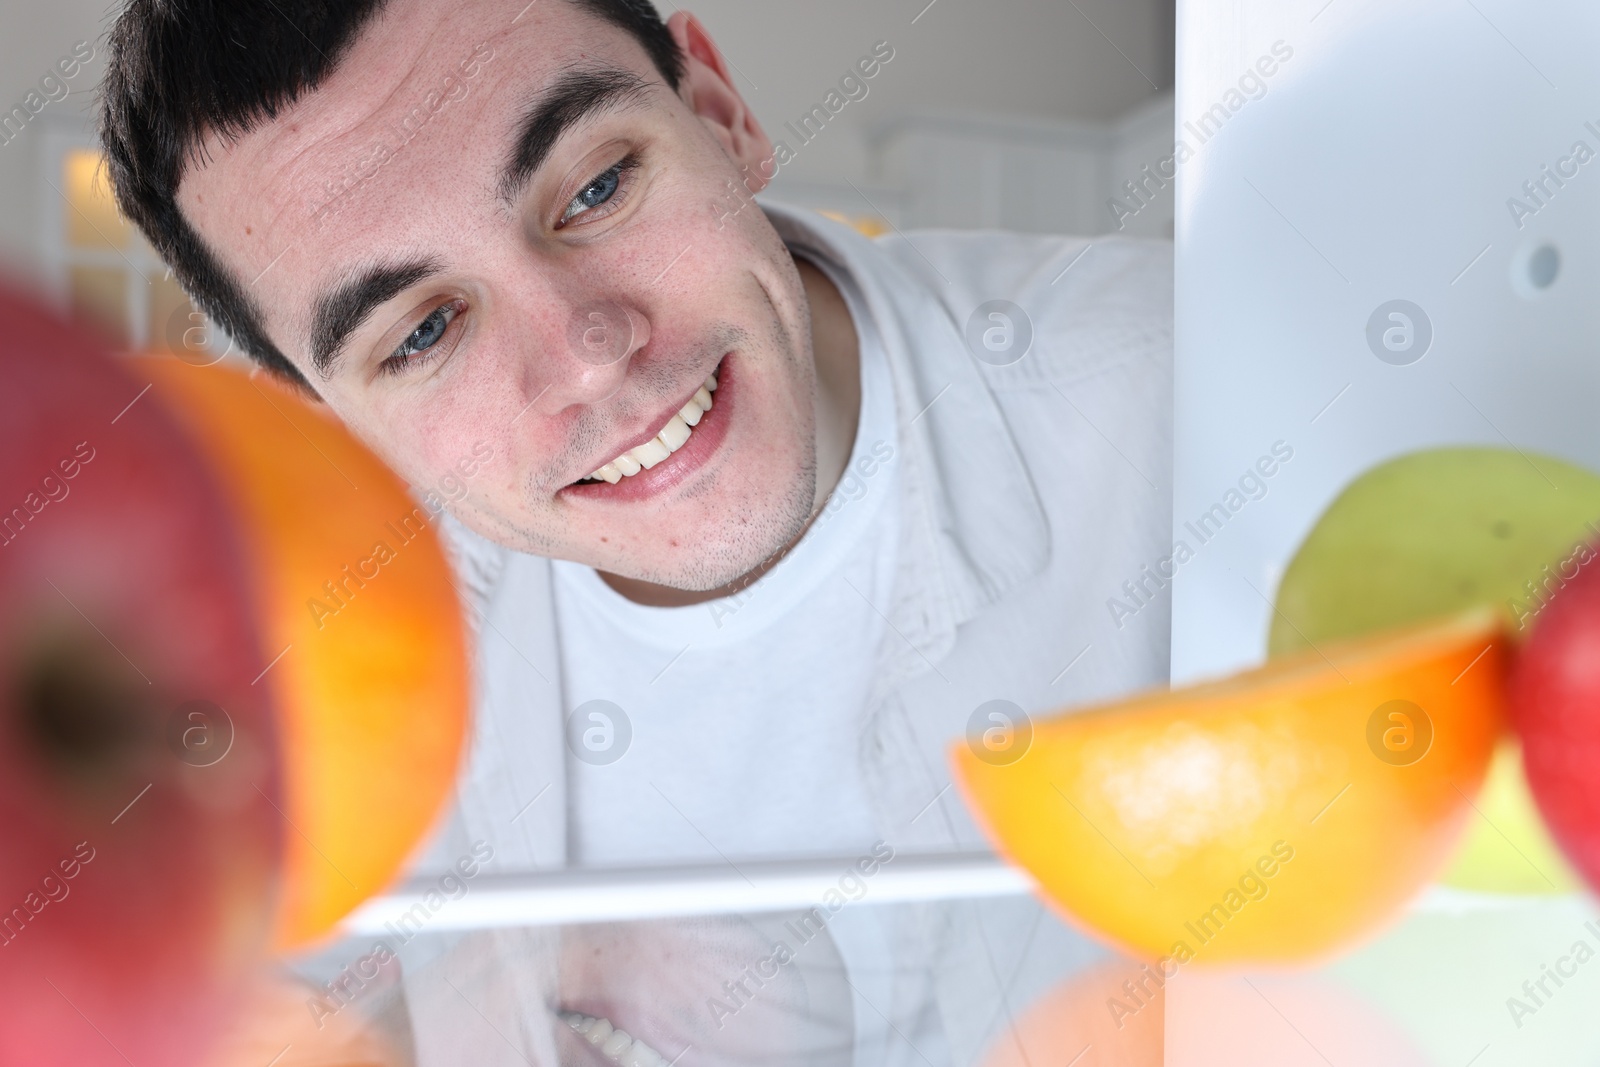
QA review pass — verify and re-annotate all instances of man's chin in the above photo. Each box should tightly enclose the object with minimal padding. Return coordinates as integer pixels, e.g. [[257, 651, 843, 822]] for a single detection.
[[588, 493, 818, 605], [595, 543, 797, 605]]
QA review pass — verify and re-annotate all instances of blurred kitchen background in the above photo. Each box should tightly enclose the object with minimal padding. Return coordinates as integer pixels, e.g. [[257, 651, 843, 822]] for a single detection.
[[0, 0, 1174, 354]]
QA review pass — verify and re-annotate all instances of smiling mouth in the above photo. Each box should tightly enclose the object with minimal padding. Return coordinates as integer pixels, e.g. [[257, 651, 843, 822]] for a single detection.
[[561, 1009, 671, 1066], [573, 365, 721, 487], [562, 353, 735, 501]]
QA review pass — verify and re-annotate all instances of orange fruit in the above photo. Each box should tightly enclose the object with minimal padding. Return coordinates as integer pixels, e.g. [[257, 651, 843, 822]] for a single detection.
[[142, 355, 470, 948], [952, 610, 1505, 964]]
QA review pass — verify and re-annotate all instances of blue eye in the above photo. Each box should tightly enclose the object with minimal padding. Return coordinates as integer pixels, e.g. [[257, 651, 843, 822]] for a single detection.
[[382, 299, 463, 375], [560, 156, 638, 224], [406, 307, 451, 351], [578, 168, 620, 208]]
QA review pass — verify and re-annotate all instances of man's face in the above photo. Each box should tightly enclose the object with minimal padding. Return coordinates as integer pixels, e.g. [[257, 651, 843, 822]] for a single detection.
[[179, 0, 820, 591]]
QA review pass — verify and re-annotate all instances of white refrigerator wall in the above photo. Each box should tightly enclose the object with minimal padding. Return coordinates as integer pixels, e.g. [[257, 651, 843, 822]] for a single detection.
[[1172, 0, 1600, 683], [866, 95, 1176, 236], [0, 0, 1176, 274]]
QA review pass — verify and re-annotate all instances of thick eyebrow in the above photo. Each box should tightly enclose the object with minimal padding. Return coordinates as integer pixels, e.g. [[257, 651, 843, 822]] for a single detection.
[[309, 257, 443, 379], [496, 67, 653, 205], [303, 69, 651, 379]]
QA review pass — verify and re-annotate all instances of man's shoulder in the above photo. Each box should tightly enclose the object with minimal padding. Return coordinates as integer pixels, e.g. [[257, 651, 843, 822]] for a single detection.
[[872, 227, 1173, 388]]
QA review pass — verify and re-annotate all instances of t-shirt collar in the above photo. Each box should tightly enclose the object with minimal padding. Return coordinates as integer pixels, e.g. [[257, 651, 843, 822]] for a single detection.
[[759, 202, 1051, 653]]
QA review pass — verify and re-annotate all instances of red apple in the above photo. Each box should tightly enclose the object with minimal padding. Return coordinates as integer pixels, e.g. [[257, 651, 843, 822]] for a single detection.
[[0, 283, 282, 1066], [1512, 536, 1600, 892]]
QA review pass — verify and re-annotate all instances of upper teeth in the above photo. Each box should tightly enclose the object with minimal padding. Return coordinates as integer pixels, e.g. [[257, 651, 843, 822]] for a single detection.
[[561, 1010, 667, 1066], [587, 372, 718, 484]]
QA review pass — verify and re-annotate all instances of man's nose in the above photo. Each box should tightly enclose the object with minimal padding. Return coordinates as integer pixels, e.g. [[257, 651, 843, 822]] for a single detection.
[[515, 300, 652, 415], [527, 300, 650, 412]]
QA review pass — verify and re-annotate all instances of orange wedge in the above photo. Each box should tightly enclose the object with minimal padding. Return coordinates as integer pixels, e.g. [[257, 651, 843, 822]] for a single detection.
[[143, 356, 471, 948], [952, 610, 1505, 964]]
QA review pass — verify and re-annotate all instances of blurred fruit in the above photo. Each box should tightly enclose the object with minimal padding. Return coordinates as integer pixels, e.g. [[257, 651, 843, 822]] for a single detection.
[[1271, 446, 1594, 893], [1165, 973, 1431, 1067], [979, 957, 1163, 1067], [203, 967, 404, 1067], [0, 286, 280, 1065], [953, 611, 1505, 963], [1269, 446, 1600, 653], [143, 355, 470, 948], [1510, 539, 1600, 895], [1438, 738, 1578, 892]]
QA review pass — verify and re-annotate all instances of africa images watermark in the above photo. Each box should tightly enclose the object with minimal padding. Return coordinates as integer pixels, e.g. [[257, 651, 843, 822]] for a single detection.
[[1506, 119, 1600, 230], [1508, 521, 1600, 632], [305, 441, 494, 630], [1107, 40, 1295, 231], [772, 41, 895, 165], [0, 41, 96, 149], [711, 39, 896, 233], [1505, 919, 1600, 1029], [1106, 840, 1297, 1030], [307, 840, 496, 1028], [1, 841, 98, 948], [705, 841, 896, 1030], [1107, 440, 1294, 629], [1, 441, 97, 549]]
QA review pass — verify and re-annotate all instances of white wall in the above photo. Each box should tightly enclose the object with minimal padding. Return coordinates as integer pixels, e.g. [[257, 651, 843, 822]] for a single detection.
[[1171, 0, 1600, 683], [0, 0, 1174, 279], [865, 93, 1175, 236], [687, 0, 1174, 193]]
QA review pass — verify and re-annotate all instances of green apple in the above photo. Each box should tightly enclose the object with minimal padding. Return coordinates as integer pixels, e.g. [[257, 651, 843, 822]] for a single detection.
[[1271, 447, 1600, 655], [1271, 446, 1600, 893]]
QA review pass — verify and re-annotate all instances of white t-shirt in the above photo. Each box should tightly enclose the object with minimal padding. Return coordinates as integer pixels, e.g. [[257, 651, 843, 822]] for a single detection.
[[551, 252, 923, 1064], [554, 253, 898, 865]]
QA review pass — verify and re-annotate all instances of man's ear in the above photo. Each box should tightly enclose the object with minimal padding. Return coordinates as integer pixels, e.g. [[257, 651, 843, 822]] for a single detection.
[[666, 12, 775, 193]]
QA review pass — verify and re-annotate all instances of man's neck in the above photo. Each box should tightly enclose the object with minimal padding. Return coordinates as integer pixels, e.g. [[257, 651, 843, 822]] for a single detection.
[[599, 253, 862, 607]]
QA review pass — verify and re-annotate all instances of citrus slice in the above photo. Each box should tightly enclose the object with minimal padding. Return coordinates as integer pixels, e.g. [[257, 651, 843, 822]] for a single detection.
[[1271, 446, 1590, 893], [952, 610, 1505, 963], [143, 356, 471, 948]]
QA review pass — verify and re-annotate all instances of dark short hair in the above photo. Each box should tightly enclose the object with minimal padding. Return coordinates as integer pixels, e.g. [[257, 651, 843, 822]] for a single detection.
[[100, 0, 683, 390]]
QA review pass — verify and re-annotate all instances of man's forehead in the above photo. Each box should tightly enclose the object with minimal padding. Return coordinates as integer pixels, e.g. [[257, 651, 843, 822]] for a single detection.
[[176, 0, 652, 353]]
